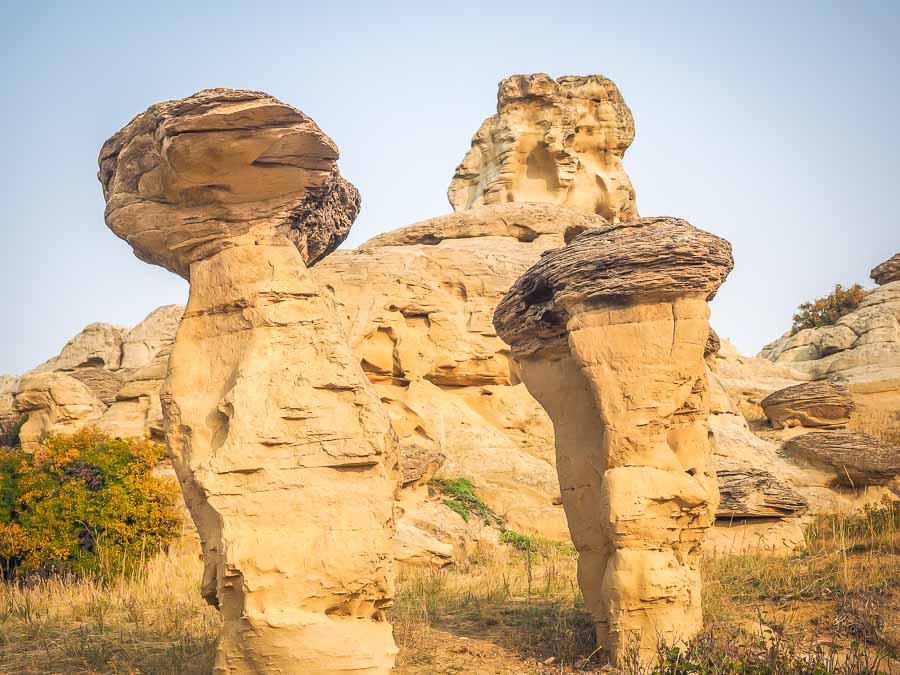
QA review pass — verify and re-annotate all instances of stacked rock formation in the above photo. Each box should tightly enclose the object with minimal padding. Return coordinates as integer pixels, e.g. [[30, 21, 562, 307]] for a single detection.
[[99, 89, 399, 673], [449, 73, 639, 221], [783, 431, 900, 487], [493, 217, 734, 664], [761, 381, 855, 429]]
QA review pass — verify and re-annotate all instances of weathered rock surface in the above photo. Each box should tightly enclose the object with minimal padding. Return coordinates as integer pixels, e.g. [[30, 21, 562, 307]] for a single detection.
[[100, 89, 398, 673], [713, 339, 809, 420], [783, 431, 900, 487], [871, 253, 900, 286], [319, 203, 606, 539], [99, 88, 360, 279], [494, 216, 733, 664], [759, 281, 900, 396], [34, 323, 126, 373], [449, 74, 638, 222], [761, 381, 855, 430], [121, 305, 183, 369], [13, 373, 105, 451]]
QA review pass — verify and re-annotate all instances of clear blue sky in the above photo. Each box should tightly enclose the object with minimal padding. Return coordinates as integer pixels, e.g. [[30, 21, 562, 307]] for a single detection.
[[2, 1, 898, 375]]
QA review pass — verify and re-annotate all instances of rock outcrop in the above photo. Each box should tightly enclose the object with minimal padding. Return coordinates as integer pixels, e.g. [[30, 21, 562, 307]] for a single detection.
[[759, 277, 900, 420], [449, 74, 638, 222], [871, 253, 900, 286], [99, 89, 398, 673], [783, 431, 900, 487], [493, 216, 734, 664], [13, 373, 105, 451], [319, 203, 607, 540], [761, 381, 855, 429], [33, 323, 126, 373]]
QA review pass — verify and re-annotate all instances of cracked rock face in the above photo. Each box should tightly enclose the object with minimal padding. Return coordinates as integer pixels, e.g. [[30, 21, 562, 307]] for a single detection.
[[99, 90, 398, 674], [449, 73, 638, 222], [493, 216, 733, 665], [99, 88, 360, 279]]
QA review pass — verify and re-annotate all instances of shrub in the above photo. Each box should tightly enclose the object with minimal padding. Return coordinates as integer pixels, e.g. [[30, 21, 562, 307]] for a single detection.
[[792, 283, 867, 334], [0, 428, 180, 578]]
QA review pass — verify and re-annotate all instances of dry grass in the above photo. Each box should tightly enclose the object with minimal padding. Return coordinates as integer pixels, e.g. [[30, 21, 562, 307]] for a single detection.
[[1, 504, 898, 673], [849, 407, 900, 445], [0, 540, 218, 674]]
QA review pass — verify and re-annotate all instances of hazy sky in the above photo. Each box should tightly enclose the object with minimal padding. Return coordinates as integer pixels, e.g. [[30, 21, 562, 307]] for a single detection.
[[2, 1, 898, 375]]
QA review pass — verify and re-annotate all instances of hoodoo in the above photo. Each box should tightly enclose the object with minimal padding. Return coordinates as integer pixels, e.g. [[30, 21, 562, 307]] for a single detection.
[[99, 89, 399, 673], [449, 73, 639, 222], [493, 216, 734, 664]]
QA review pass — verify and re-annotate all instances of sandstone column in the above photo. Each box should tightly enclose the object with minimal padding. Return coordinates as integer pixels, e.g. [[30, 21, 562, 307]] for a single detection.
[[493, 217, 733, 665], [98, 89, 399, 673]]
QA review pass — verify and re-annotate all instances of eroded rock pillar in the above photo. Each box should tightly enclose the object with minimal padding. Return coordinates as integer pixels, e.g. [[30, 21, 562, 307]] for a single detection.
[[494, 217, 733, 665], [98, 89, 399, 672], [167, 240, 397, 672]]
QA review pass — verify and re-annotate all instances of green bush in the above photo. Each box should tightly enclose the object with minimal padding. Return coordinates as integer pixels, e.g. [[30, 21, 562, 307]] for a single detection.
[[0, 428, 180, 578], [792, 283, 867, 334], [431, 477, 503, 526]]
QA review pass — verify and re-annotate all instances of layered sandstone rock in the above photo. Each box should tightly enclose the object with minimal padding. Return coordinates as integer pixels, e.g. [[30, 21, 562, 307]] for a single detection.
[[13, 373, 105, 451], [493, 216, 733, 664], [449, 73, 638, 222], [99, 89, 398, 673], [761, 381, 855, 430], [871, 253, 900, 286], [759, 280, 900, 419], [33, 323, 126, 373], [319, 203, 608, 540], [783, 431, 900, 487]]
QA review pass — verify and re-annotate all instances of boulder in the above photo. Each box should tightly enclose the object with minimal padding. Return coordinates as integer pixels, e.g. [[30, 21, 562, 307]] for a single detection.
[[448, 73, 638, 222], [13, 372, 105, 451], [493, 216, 733, 665], [100, 89, 398, 673], [761, 381, 855, 430], [783, 431, 900, 487], [871, 253, 900, 286]]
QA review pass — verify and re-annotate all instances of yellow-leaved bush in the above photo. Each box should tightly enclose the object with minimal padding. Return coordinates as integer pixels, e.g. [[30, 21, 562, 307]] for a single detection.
[[0, 428, 180, 578]]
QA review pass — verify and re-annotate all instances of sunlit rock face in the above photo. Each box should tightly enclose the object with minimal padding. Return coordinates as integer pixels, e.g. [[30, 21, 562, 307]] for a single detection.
[[494, 216, 733, 667], [99, 88, 360, 279], [99, 88, 399, 674], [448, 73, 638, 222]]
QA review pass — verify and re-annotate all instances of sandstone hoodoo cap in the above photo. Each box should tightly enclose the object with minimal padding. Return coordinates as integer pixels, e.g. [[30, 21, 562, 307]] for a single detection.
[[98, 88, 359, 279], [492, 216, 734, 355]]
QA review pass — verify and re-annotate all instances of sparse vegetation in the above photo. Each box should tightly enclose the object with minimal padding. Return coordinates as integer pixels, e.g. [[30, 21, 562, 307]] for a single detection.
[[431, 477, 503, 526], [792, 283, 868, 334], [0, 428, 180, 578], [0, 541, 218, 673], [0, 484, 897, 672]]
